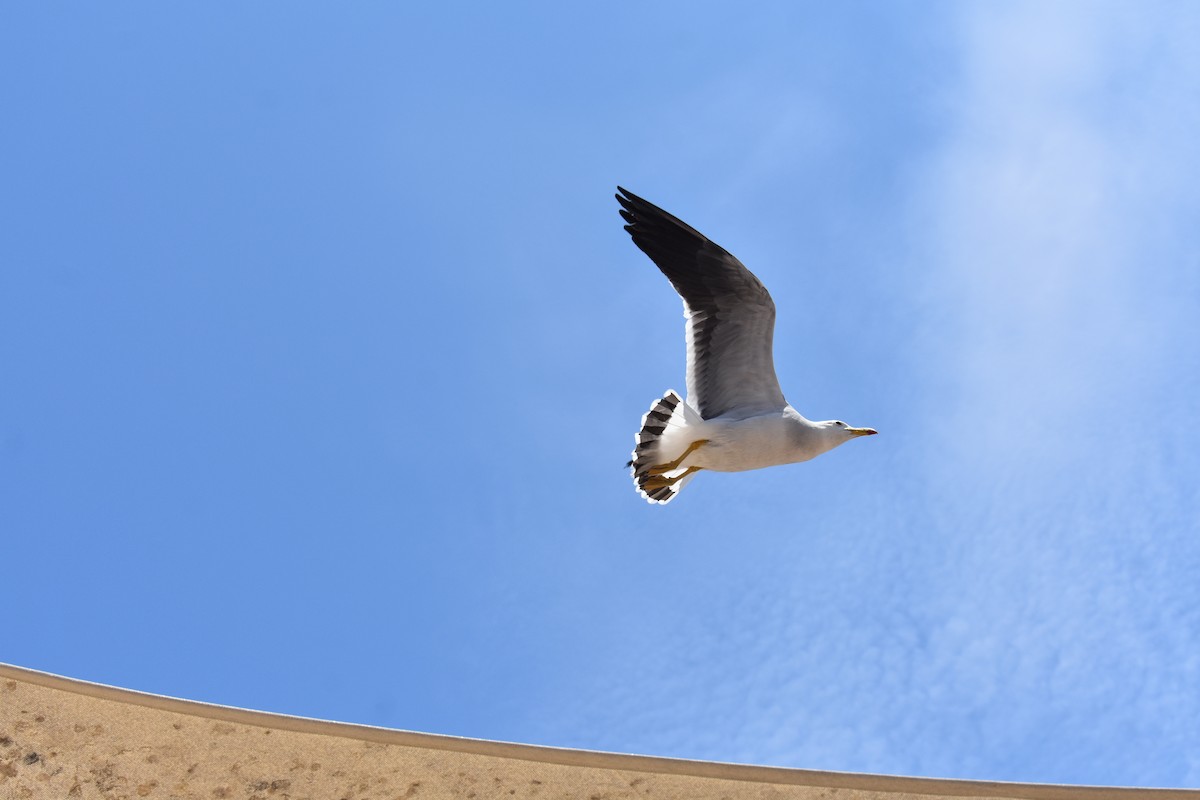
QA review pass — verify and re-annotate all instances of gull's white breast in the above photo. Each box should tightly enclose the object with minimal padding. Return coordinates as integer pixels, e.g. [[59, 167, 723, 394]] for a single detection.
[[690, 408, 830, 473]]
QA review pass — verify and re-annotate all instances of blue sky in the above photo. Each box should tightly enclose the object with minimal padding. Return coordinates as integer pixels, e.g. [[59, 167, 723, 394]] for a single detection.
[[3, 0, 1199, 788]]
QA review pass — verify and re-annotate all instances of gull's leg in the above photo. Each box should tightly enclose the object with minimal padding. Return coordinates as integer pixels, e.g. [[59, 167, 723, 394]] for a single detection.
[[641, 466, 702, 493], [646, 439, 709, 477]]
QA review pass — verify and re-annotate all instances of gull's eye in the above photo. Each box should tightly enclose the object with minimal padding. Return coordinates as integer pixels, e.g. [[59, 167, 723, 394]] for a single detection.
[[836, 421, 845, 427]]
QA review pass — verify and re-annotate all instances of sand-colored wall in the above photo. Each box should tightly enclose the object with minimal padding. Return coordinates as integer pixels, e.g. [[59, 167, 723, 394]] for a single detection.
[[1, 663, 1195, 800]]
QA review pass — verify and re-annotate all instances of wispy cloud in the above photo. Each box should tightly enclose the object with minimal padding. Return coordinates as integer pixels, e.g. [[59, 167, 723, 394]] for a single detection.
[[914, 1, 1199, 460], [898, 0, 1200, 784]]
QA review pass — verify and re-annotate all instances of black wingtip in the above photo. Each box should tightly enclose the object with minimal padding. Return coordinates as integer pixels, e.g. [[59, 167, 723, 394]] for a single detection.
[[614, 187, 707, 241], [616, 186, 650, 208], [616, 186, 648, 207]]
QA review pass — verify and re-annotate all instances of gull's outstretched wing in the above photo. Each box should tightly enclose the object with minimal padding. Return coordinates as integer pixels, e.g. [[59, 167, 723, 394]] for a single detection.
[[617, 187, 787, 420]]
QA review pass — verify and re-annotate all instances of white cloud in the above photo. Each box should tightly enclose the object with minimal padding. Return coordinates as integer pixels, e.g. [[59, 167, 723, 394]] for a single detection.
[[898, 0, 1200, 784]]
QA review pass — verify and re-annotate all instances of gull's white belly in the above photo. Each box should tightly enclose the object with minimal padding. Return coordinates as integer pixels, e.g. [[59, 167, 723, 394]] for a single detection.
[[688, 411, 822, 473]]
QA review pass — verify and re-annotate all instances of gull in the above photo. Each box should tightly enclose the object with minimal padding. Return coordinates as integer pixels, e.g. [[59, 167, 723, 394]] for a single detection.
[[618, 187, 877, 504]]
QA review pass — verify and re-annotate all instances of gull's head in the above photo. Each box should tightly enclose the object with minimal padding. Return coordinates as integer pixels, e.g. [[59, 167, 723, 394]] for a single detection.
[[824, 419, 878, 443]]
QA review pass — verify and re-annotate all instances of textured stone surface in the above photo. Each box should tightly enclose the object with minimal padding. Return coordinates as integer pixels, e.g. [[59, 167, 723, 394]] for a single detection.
[[1, 664, 1195, 800]]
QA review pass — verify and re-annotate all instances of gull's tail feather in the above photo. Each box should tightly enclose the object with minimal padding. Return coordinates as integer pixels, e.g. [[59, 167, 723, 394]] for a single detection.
[[629, 390, 702, 505]]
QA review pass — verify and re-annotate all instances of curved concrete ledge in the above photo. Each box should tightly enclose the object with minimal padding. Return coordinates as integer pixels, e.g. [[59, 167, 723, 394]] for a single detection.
[[1, 662, 1195, 800]]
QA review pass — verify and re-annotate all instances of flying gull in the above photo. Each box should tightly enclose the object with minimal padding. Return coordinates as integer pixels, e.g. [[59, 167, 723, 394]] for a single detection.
[[618, 187, 877, 504]]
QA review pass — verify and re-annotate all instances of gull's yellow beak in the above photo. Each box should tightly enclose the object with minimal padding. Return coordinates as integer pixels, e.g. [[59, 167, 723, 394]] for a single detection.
[[846, 427, 878, 437]]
